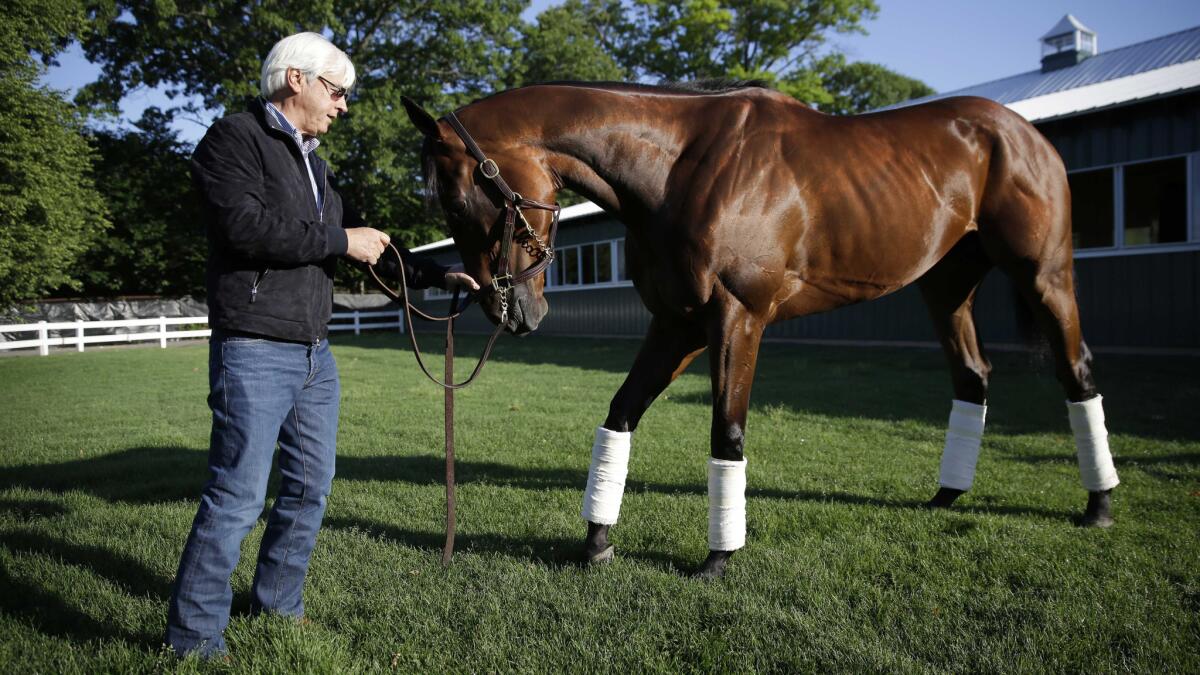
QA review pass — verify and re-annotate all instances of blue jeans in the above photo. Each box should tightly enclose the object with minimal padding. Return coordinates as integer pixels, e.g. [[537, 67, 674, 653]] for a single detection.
[[165, 332, 339, 657]]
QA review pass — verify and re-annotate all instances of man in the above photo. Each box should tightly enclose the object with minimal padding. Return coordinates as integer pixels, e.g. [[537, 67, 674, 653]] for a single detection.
[[165, 32, 477, 658]]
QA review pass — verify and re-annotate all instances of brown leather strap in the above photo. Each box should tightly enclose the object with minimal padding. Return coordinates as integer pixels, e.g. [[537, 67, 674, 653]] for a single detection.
[[446, 112, 518, 202], [368, 243, 504, 390], [366, 112, 564, 565], [442, 312, 456, 566]]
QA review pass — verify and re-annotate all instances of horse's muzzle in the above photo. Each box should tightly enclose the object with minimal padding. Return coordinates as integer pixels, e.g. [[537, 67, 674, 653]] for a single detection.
[[481, 284, 548, 336]]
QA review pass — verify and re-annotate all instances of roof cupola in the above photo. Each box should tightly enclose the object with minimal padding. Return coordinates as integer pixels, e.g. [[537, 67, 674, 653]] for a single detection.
[[1041, 14, 1097, 72]]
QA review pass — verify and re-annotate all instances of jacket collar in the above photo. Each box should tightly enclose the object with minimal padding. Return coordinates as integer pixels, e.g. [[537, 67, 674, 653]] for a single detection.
[[252, 97, 322, 159], [253, 97, 290, 136]]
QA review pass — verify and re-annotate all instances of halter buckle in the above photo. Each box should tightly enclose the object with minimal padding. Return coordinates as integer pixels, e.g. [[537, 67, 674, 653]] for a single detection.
[[480, 158, 500, 179], [490, 273, 514, 293]]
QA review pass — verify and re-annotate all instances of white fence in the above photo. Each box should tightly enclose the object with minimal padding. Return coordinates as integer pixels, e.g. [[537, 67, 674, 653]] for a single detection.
[[0, 310, 406, 356]]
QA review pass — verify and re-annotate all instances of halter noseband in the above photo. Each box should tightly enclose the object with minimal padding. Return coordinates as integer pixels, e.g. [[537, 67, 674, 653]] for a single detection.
[[443, 111, 559, 322]]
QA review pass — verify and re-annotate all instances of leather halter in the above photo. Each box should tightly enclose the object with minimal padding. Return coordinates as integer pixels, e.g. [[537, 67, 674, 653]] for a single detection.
[[443, 111, 559, 323]]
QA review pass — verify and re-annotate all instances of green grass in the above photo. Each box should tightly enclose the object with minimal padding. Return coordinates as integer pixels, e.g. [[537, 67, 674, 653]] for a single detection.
[[0, 333, 1197, 673]]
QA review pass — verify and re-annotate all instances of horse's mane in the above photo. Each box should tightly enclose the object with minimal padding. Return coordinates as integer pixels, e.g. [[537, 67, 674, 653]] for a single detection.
[[418, 79, 772, 208], [533, 79, 773, 95]]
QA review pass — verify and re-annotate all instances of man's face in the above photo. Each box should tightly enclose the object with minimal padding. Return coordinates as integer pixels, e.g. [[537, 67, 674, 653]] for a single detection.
[[290, 68, 349, 137]]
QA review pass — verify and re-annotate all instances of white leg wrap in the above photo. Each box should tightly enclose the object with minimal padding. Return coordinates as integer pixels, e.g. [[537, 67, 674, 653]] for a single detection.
[[580, 426, 631, 525], [707, 458, 747, 552], [938, 400, 987, 491], [1068, 395, 1119, 492]]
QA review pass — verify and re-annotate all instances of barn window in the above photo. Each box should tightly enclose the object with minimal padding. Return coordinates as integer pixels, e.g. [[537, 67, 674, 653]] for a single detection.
[[1068, 168, 1114, 249], [562, 246, 580, 285], [543, 239, 631, 289], [1123, 157, 1187, 246], [595, 242, 613, 283]]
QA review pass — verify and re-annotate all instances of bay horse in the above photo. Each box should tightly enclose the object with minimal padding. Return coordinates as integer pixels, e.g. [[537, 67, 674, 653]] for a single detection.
[[401, 80, 1119, 579]]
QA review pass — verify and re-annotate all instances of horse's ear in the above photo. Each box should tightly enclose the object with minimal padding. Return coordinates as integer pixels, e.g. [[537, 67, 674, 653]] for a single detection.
[[402, 96, 441, 139]]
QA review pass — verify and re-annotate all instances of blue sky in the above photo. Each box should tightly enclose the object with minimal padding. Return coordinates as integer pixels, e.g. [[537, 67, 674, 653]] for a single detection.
[[43, 1, 1200, 144]]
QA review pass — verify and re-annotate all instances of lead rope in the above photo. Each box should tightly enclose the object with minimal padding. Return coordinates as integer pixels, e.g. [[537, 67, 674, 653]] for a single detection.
[[367, 246, 508, 566], [368, 112, 558, 565], [443, 299, 456, 566]]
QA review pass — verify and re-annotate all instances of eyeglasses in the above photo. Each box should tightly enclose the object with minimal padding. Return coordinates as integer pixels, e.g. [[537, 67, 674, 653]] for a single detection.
[[317, 76, 348, 101]]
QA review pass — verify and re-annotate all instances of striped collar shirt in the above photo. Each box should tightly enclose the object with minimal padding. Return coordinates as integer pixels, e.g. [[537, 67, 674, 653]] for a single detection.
[[264, 101, 323, 211]]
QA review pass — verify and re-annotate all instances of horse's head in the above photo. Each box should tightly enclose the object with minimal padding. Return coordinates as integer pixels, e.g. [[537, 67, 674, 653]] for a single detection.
[[403, 96, 557, 336]]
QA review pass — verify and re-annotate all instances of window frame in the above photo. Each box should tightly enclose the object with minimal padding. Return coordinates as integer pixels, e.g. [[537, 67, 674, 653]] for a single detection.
[[1068, 152, 1198, 259], [543, 238, 634, 293], [425, 237, 635, 299]]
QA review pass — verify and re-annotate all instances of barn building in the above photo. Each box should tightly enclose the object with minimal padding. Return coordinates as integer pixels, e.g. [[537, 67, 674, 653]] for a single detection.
[[412, 16, 1200, 351]]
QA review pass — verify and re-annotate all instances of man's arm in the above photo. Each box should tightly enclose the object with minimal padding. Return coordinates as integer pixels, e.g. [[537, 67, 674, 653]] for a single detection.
[[192, 119, 350, 264]]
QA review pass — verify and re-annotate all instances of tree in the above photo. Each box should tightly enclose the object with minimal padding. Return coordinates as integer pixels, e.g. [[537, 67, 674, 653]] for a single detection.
[[621, 0, 875, 103], [0, 1, 110, 307], [77, 107, 206, 297], [819, 55, 935, 115], [520, 0, 629, 83]]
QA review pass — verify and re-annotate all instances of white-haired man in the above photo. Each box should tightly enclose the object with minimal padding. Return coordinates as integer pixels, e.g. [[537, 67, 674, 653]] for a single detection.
[[165, 32, 476, 658]]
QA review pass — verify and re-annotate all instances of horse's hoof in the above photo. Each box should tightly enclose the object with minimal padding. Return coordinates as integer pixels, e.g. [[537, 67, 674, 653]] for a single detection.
[[586, 545, 614, 565], [691, 551, 732, 580], [1079, 489, 1114, 528], [926, 487, 965, 509], [1079, 513, 1115, 528]]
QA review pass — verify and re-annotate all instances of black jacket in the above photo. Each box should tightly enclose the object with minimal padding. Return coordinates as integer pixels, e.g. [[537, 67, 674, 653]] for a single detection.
[[193, 99, 446, 343]]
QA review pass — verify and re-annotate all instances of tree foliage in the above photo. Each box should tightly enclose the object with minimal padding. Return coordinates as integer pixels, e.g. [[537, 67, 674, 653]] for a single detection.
[[519, 0, 629, 83], [819, 55, 935, 115], [77, 108, 205, 297], [622, 0, 880, 105], [0, 1, 110, 307]]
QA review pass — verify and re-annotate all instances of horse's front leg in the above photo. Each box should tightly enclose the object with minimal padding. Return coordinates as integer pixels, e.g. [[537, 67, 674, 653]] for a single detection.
[[694, 302, 765, 580], [582, 316, 706, 562]]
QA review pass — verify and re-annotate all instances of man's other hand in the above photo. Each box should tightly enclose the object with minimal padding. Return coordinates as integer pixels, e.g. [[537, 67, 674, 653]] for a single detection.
[[345, 227, 390, 265], [444, 263, 480, 292]]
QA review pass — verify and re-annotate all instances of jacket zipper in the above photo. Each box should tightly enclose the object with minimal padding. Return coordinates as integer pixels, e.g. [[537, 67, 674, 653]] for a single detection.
[[311, 165, 328, 343], [250, 268, 270, 303]]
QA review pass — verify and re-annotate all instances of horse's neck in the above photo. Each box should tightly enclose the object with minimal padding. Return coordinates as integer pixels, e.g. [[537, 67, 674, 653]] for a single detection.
[[504, 87, 698, 222]]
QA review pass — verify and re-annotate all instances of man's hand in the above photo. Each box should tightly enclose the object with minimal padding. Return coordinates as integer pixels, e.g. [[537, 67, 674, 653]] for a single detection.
[[444, 263, 480, 292], [345, 227, 390, 265]]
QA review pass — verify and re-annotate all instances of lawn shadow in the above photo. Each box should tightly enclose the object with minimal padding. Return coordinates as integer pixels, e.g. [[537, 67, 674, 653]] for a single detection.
[[334, 454, 1074, 522], [0, 445, 1079, 533], [336, 333, 1200, 442], [0, 531, 166, 647], [0, 563, 138, 644], [0, 446, 207, 505], [328, 458, 1075, 578], [321, 515, 696, 574], [0, 496, 67, 520], [1004, 450, 1200, 482]]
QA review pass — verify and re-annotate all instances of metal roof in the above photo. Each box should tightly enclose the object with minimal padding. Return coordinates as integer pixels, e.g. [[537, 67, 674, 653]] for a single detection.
[[886, 24, 1200, 120]]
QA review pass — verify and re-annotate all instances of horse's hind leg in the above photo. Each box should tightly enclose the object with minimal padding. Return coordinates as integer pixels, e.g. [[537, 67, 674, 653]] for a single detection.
[[581, 316, 706, 562], [979, 129, 1117, 525], [693, 300, 765, 580], [1003, 257, 1118, 526], [917, 235, 993, 509]]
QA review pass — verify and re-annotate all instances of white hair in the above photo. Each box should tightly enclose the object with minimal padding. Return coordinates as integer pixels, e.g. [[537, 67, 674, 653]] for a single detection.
[[260, 32, 356, 99]]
